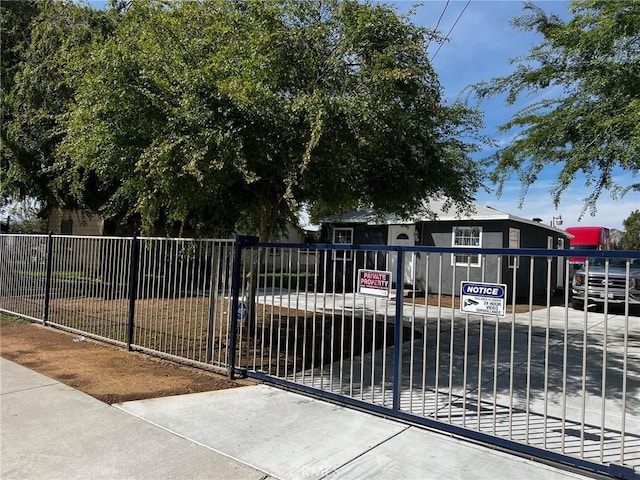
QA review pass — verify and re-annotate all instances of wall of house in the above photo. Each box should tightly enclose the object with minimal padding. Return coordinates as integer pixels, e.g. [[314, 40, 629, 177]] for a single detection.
[[319, 219, 568, 301], [503, 220, 568, 300], [318, 224, 387, 292], [47, 209, 104, 236], [414, 220, 567, 301]]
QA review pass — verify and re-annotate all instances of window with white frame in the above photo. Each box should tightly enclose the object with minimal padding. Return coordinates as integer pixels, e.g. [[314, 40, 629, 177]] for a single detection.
[[332, 227, 353, 260], [452, 226, 482, 267]]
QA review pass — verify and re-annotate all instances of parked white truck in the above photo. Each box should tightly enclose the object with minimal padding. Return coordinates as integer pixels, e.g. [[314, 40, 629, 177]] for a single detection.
[[571, 257, 640, 310]]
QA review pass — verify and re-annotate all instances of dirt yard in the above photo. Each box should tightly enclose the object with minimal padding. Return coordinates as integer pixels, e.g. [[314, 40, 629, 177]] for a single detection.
[[0, 293, 554, 406], [0, 316, 253, 404]]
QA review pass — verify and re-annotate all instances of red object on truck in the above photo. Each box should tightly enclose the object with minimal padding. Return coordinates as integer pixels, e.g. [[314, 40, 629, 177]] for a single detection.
[[565, 226, 610, 268]]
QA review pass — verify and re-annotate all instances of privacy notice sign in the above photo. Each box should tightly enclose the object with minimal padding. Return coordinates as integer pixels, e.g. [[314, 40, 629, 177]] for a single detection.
[[460, 281, 507, 317], [357, 269, 392, 299]]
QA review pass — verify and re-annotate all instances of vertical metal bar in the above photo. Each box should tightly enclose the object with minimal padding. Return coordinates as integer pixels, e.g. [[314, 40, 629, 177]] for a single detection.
[[89, 237, 98, 329], [392, 248, 404, 411], [543, 255, 552, 449], [126, 234, 139, 350], [154, 239, 164, 352], [477, 255, 486, 430], [561, 257, 570, 453], [462, 261, 470, 427], [580, 259, 590, 457], [378, 251, 388, 406], [300, 249, 313, 384], [284, 248, 292, 380], [525, 256, 534, 443], [182, 242, 194, 358], [492, 255, 502, 435], [43, 232, 54, 326], [206, 242, 220, 364], [420, 252, 429, 417], [408, 252, 416, 412], [276, 248, 284, 377], [359, 275, 365, 400], [508, 259, 517, 439], [371, 295, 378, 404], [73, 236, 82, 330], [447, 261, 456, 421], [338, 248, 346, 393], [292, 248, 302, 382], [267, 248, 276, 374], [139, 239, 149, 351], [350, 250, 357, 396], [216, 243, 228, 365], [599, 260, 610, 463], [168, 240, 179, 355], [434, 253, 443, 419], [259, 248, 268, 372], [118, 237, 129, 339], [80, 238, 89, 333], [620, 260, 630, 465]]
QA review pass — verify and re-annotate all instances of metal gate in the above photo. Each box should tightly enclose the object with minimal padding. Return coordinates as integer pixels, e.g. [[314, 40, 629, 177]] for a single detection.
[[230, 237, 640, 479]]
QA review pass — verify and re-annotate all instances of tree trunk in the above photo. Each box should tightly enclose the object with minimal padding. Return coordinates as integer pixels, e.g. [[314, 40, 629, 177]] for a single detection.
[[246, 198, 282, 338]]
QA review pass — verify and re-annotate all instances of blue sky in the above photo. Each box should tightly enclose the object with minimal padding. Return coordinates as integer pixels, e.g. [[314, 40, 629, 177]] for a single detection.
[[392, 0, 638, 231]]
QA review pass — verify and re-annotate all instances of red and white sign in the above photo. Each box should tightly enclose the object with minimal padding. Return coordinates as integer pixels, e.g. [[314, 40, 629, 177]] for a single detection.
[[357, 269, 392, 299]]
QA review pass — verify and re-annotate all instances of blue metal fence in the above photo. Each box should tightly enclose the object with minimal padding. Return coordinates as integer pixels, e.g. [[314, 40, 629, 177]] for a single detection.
[[1, 233, 639, 479], [230, 237, 640, 479]]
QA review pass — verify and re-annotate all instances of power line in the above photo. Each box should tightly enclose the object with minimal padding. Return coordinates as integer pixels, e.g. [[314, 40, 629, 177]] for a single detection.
[[431, 0, 472, 61], [426, 0, 450, 52]]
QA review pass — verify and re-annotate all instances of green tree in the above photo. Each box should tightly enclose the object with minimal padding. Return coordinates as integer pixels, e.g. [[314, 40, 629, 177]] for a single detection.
[[60, 0, 485, 239], [1, 0, 39, 204], [1, 1, 118, 211], [622, 210, 640, 250], [472, 1, 640, 217]]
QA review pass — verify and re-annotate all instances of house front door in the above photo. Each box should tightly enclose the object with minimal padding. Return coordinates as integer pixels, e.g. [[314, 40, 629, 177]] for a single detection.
[[387, 225, 415, 288]]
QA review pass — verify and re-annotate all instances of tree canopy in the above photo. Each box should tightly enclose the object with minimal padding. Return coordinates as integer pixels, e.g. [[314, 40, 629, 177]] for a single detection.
[[622, 210, 640, 250], [472, 0, 640, 217], [1, 0, 118, 211], [3, 0, 485, 238]]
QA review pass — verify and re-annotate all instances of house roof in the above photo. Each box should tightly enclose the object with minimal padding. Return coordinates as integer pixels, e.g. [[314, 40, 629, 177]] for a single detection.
[[322, 198, 568, 235]]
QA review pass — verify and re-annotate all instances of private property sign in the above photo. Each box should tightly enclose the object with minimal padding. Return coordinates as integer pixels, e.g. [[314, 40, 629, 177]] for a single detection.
[[460, 281, 507, 317], [357, 269, 392, 299]]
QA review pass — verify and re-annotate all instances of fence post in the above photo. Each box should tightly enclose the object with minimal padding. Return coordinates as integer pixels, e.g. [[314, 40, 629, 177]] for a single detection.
[[228, 235, 258, 379], [42, 232, 54, 326], [126, 234, 139, 351], [392, 247, 405, 410]]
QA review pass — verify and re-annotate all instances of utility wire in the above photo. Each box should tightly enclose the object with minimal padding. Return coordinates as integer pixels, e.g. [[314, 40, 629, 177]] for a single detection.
[[432, 0, 472, 61], [426, 0, 450, 52]]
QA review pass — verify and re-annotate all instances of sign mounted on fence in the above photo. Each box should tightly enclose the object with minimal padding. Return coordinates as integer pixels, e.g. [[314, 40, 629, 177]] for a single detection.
[[237, 302, 248, 321], [357, 269, 392, 299], [460, 281, 507, 317]]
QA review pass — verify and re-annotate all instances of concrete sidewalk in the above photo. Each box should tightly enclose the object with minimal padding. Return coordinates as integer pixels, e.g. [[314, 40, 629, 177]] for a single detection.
[[1, 357, 595, 479]]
